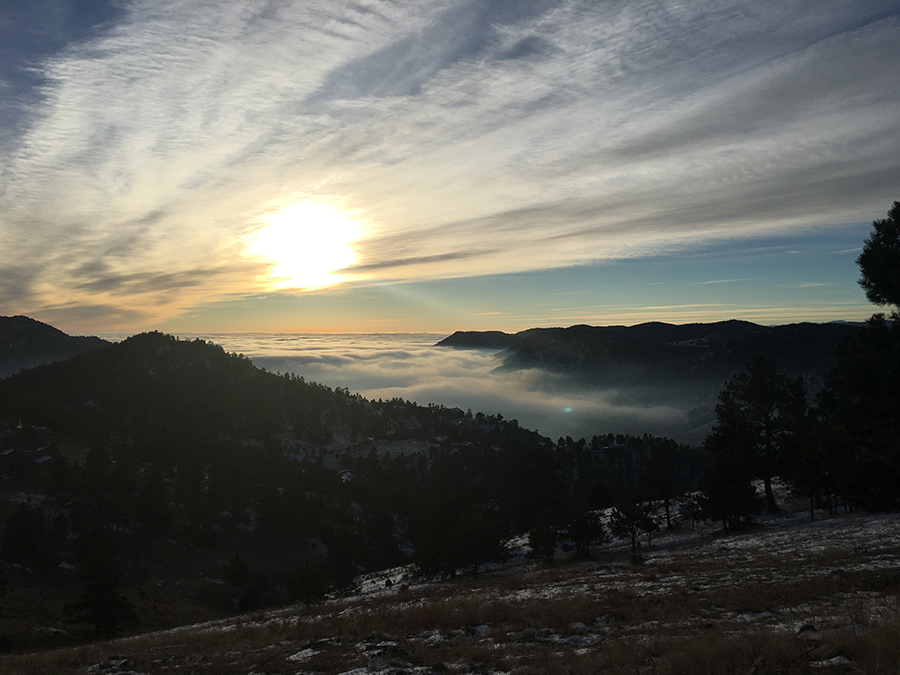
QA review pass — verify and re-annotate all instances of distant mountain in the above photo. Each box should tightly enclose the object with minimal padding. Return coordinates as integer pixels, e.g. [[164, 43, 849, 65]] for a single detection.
[[0, 329, 352, 448], [0, 315, 109, 378], [434, 330, 518, 350], [437, 320, 861, 390], [438, 320, 864, 442]]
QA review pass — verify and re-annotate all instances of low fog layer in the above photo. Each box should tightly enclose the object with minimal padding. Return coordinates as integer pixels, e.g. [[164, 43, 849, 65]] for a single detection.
[[152, 333, 707, 444]]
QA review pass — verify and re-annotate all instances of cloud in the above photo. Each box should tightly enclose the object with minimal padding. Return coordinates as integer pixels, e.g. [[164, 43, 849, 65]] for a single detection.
[[346, 250, 490, 273], [208, 333, 699, 442], [695, 278, 757, 285], [1, 0, 898, 328], [0, 0, 124, 148], [35, 302, 153, 333], [74, 268, 224, 296], [0, 264, 39, 306]]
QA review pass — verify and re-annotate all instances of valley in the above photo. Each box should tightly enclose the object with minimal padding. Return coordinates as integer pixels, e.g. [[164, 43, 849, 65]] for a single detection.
[[0, 316, 897, 674]]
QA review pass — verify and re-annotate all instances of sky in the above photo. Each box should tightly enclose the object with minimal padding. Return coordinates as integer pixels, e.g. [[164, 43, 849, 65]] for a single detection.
[[1, 0, 899, 334]]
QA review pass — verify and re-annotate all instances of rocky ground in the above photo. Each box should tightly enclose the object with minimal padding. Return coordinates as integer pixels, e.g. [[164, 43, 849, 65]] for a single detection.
[[4, 497, 899, 675]]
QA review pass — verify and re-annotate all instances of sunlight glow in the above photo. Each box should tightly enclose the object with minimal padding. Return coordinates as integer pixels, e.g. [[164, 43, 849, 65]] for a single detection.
[[247, 202, 362, 290]]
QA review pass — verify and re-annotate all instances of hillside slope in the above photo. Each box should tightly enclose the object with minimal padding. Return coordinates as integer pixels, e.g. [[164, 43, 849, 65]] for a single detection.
[[0, 315, 109, 378], [4, 506, 898, 675], [0, 330, 702, 652]]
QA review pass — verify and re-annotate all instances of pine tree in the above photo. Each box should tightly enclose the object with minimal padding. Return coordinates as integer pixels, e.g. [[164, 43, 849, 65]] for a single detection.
[[857, 201, 900, 308], [66, 527, 137, 636], [703, 357, 805, 513], [609, 489, 658, 552]]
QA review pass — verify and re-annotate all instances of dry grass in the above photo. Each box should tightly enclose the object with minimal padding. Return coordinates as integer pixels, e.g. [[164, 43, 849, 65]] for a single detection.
[[3, 510, 900, 674]]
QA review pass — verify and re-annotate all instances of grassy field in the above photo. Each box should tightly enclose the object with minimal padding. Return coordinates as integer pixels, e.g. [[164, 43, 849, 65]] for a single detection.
[[3, 503, 900, 675]]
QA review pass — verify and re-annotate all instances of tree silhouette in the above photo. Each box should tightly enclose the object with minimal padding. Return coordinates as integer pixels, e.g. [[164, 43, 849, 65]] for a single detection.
[[638, 439, 681, 530], [698, 447, 760, 532], [66, 527, 137, 636], [440, 509, 506, 577], [814, 202, 900, 511], [287, 558, 332, 605], [857, 201, 900, 308], [609, 489, 658, 553], [786, 415, 838, 519], [224, 551, 250, 587], [528, 517, 560, 564], [818, 314, 900, 510], [566, 510, 605, 559], [0, 504, 59, 573], [703, 357, 805, 513]]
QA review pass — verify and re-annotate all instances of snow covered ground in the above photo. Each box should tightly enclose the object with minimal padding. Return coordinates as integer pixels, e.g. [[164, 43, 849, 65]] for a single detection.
[[5, 501, 899, 675]]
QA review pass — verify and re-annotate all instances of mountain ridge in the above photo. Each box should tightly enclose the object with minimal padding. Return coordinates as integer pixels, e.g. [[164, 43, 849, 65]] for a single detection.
[[0, 315, 109, 378], [436, 319, 861, 387]]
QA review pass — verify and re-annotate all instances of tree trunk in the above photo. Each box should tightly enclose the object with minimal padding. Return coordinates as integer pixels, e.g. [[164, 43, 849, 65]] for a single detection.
[[763, 475, 778, 513]]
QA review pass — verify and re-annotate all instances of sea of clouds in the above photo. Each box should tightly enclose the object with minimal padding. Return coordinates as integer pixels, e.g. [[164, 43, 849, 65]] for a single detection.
[[105, 332, 698, 444]]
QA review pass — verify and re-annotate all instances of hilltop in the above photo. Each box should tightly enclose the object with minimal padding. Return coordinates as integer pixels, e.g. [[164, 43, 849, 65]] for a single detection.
[[0, 316, 109, 378], [437, 321, 860, 385]]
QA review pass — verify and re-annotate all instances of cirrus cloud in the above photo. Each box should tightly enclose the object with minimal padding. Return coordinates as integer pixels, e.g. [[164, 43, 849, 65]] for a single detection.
[[1, 0, 897, 329]]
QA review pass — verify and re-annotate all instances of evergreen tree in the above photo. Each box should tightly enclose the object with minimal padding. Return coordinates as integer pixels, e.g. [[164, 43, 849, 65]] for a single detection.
[[528, 516, 560, 564], [857, 201, 900, 307], [66, 527, 137, 637], [703, 357, 805, 513], [608, 489, 658, 552], [698, 447, 760, 532], [440, 510, 506, 577], [814, 202, 900, 511], [566, 510, 605, 559], [818, 314, 900, 510], [0, 504, 59, 573], [224, 551, 250, 587], [287, 558, 332, 605], [638, 439, 681, 530], [677, 492, 702, 531]]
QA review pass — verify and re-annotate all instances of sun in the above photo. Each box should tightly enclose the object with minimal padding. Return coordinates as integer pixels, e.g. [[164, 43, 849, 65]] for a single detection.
[[247, 201, 362, 290]]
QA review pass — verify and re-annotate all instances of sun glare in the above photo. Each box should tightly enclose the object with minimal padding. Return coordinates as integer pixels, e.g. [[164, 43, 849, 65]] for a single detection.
[[247, 201, 362, 290]]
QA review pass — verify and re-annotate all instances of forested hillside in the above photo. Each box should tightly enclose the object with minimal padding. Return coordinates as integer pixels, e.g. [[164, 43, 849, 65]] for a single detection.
[[0, 331, 700, 650], [439, 320, 861, 390], [0, 315, 108, 378]]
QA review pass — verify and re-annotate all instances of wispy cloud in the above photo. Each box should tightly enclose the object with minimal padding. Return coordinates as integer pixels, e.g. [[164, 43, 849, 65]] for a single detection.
[[694, 278, 757, 285], [1, 1, 897, 328]]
